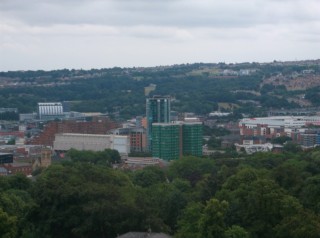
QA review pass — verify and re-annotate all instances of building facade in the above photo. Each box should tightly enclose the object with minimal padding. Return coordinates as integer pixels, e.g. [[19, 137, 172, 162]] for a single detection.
[[182, 122, 203, 157], [129, 128, 147, 152], [152, 122, 203, 161], [152, 123, 180, 161], [146, 96, 171, 150], [28, 117, 118, 147], [239, 116, 320, 149], [0, 153, 13, 164], [53, 133, 130, 155], [38, 102, 64, 120]]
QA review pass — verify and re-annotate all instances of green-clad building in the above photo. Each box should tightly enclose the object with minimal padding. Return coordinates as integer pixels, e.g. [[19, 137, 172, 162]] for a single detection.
[[146, 96, 171, 151], [182, 122, 203, 157], [152, 122, 203, 161], [152, 123, 180, 161]]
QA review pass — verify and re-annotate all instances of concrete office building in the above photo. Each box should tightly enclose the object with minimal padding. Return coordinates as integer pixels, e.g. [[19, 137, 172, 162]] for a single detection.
[[130, 128, 147, 152], [146, 95, 171, 150]]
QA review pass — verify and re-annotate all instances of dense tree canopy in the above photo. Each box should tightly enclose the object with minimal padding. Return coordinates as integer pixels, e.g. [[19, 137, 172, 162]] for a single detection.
[[1, 148, 320, 237]]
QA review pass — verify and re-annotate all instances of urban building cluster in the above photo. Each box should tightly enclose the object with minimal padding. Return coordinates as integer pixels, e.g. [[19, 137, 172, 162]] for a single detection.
[[237, 116, 320, 153], [146, 96, 203, 161], [6, 96, 320, 176], [0, 96, 205, 175], [0, 145, 52, 176]]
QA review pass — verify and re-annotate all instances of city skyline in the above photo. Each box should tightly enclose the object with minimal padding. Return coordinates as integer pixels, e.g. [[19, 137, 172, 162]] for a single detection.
[[1, 0, 319, 71]]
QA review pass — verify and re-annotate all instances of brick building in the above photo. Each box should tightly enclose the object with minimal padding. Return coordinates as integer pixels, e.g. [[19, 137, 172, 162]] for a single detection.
[[28, 117, 118, 146], [2, 163, 32, 176], [129, 128, 147, 152]]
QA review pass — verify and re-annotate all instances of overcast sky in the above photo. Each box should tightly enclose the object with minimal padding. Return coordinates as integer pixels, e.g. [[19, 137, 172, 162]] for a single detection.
[[1, 0, 319, 71]]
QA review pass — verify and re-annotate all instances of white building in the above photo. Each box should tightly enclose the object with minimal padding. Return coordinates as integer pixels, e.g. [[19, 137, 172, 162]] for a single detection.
[[239, 116, 320, 132], [209, 112, 231, 117], [53, 133, 130, 155], [235, 143, 273, 154], [38, 102, 64, 120]]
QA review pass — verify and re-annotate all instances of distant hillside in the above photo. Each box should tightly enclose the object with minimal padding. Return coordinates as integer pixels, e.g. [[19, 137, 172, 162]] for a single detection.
[[0, 60, 319, 118]]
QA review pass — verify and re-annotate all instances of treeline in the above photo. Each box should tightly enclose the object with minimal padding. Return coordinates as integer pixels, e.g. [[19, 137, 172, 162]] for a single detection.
[[1, 148, 320, 237]]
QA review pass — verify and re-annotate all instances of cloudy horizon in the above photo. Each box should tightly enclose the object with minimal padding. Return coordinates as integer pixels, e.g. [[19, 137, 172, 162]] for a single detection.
[[1, 0, 319, 71]]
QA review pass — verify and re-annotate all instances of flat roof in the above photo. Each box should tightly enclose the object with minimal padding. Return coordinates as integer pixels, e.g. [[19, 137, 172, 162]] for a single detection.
[[0, 152, 13, 156]]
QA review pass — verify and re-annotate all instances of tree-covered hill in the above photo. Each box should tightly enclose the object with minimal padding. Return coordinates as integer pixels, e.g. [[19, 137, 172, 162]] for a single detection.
[[0, 60, 319, 118]]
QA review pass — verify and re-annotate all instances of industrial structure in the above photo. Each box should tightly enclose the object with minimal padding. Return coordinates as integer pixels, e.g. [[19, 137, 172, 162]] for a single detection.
[[38, 102, 64, 120]]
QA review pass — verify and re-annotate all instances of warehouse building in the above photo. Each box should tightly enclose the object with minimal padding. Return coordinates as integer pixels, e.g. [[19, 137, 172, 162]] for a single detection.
[[53, 133, 130, 155]]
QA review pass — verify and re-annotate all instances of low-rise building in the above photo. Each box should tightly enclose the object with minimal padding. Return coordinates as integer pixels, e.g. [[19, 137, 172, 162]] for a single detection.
[[239, 116, 320, 144], [2, 162, 32, 176], [53, 133, 130, 155], [235, 143, 274, 154]]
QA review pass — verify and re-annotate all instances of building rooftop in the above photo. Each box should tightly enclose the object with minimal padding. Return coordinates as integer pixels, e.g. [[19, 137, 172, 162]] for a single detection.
[[0, 152, 13, 156]]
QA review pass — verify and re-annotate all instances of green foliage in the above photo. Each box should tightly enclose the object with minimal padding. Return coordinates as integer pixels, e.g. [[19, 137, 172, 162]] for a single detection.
[[6, 138, 16, 145], [2, 146, 320, 237], [203, 125, 231, 137], [7, 173, 31, 190], [271, 136, 292, 145], [28, 163, 140, 238], [0, 174, 34, 238], [305, 87, 320, 106], [273, 159, 310, 194], [1, 63, 319, 118], [199, 198, 229, 238], [274, 210, 320, 238], [0, 112, 19, 121], [0, 208, 17, 238], [299, 175, 320, 212], [244, 152, 287, 169], [175, 202, 204, 238], [283, 142, 303, 153], [217, 173, 305, 237], [168, 156, 216, 186], [132, 166, 166, 187], [207, 136, 222, 149], [67, 148, 121, 165], [176, 198, 249, 238], [224, 225, 249, 238]]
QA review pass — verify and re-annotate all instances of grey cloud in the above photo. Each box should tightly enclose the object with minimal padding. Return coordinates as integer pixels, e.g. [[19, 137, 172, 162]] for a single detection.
[[1, 0, 319, 71], [1, 0, 319, 28]]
